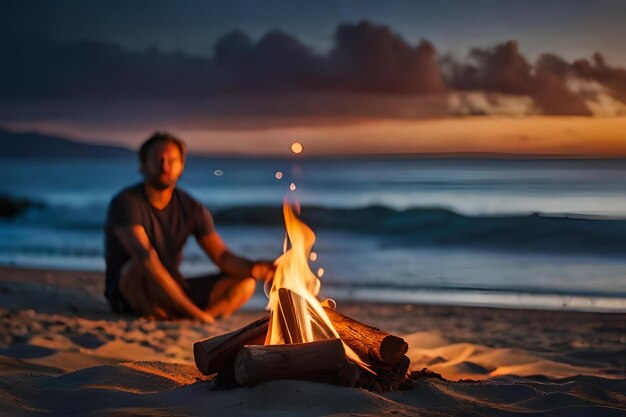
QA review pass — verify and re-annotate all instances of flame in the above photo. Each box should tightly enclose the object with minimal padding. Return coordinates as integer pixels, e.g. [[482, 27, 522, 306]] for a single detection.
[[265, 201, 325, 344], [265, 200, 370, 371]]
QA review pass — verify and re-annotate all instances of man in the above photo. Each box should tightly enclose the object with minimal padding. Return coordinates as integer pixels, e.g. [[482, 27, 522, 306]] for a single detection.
[[104, 132, 274, 323]]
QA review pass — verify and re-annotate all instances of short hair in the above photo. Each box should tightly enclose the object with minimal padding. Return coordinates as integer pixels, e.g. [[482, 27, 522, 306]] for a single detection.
[[138, 131, 187, 164]]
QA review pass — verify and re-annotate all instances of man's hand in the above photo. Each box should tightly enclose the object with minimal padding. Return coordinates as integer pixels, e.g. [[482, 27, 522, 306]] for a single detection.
[[251, 260, 276, 282], [195, 310, 216, 324]]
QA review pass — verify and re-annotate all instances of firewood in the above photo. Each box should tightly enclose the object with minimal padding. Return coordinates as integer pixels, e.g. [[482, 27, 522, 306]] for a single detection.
[[234, 338, 347, 386], [193, 316, 268, 375], [276, 288, 337, 343], [323, 306, 408, 367], [277, 287, 308, 343], [337, 359, 361, 388], [356, 355, 410, 392]]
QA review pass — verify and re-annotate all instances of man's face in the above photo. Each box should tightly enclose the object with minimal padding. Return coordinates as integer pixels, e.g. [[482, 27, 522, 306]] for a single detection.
[[141, 141, 184, 190]]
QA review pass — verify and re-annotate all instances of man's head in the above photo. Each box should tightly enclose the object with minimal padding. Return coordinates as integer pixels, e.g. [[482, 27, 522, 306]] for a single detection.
[[139, 132, 187, 190]]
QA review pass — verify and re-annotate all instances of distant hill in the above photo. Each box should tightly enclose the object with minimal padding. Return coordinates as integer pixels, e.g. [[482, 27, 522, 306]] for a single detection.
[[0, 129, 134, 159]]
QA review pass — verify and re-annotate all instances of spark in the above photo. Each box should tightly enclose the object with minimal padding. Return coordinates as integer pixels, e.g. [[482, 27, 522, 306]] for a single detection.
[[291, 142, 303, 154], [275, 171, 283, 180], [289, 182, 297, 191]]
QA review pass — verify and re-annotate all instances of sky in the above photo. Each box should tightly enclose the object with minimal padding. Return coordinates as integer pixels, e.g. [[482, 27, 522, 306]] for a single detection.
[[4, 0, 626, 65], [2, 0, 626, 156]]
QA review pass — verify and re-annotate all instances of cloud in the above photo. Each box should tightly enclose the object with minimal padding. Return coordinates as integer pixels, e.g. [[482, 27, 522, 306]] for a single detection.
[[0, 20, 448, 100], [212, 30, 324, 93], [328, 21, 446, 93], [534, 52, 626, 115], [444, 40, 534, 95], [532, 70, 592, 116], [1, 20, 625, 119], [447, 92, 539, 117], [443, 41, 591, 116], [572, 53, 626, 102]]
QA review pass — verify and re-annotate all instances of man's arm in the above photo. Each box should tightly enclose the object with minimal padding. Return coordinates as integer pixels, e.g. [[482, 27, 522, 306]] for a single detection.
[[114, 225, 214, 322], [197, 232, 274, 281]]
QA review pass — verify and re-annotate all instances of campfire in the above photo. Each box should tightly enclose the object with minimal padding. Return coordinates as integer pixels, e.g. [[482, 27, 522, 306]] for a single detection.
[[193, 201, 410, 391]]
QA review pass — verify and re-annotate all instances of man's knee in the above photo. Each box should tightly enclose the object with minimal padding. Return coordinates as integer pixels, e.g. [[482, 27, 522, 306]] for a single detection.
[[206, 276, 256, 318], [238, 277, 256, 299]]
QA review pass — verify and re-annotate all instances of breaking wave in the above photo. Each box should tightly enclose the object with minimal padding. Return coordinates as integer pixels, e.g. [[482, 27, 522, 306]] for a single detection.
[[213, 205, 626, 255], [5, 201, 626, 256]]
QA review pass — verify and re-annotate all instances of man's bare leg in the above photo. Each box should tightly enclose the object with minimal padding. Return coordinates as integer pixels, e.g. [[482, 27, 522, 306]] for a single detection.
[[119, 260, 212, 321], [204, 276, 256, 318], [118, 260, 165, 318]]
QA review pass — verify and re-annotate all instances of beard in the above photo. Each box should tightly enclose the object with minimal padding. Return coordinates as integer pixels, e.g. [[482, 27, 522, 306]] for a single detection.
[[148, 173, 178, 190]]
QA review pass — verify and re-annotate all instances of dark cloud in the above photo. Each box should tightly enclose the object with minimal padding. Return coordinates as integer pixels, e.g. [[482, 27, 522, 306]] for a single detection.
[[536, 53, 571, 77], [0, 20, 624, 117], [329, 21, 446, 93], [572, 53, 626, 101], [536, 51, 626, 113], [443, 40, 591, 116], [213, 30, 325, 92], [533, 70, 591, 116], [0, 20, 446, 100], [211, 21, 447, 94], [445, 41, 533, 95]]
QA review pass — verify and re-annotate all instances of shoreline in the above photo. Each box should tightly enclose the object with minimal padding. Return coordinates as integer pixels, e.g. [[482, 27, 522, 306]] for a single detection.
[[1, 264, 625, 314]]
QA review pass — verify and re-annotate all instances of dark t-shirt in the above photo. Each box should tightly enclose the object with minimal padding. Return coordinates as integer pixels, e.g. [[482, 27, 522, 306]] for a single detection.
[[104, 183, 215, 312]]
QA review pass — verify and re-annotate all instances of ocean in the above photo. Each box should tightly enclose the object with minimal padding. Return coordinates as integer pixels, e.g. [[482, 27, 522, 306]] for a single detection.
[[1, 156, 626, 312]]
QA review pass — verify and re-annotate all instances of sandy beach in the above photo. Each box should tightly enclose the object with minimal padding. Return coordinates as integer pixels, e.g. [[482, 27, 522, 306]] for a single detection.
[[0, 265, 624, 416]]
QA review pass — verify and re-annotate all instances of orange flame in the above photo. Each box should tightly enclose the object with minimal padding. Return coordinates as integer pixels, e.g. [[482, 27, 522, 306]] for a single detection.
[[265, 200, 370, 371]]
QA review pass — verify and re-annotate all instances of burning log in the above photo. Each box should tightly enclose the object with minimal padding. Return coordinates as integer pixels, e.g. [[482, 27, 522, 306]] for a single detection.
[[233, 338, 353, 386], [194, 317, 268, 375], [322, 306, 408, 368], [193, 309, 410, 391], [276, 287, 309, 343], [357, 355, 410, 392], [273, 285, 408, 370]]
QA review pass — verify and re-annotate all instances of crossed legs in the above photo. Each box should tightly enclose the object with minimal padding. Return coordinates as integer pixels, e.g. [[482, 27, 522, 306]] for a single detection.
[[118, 259, 256, 320]]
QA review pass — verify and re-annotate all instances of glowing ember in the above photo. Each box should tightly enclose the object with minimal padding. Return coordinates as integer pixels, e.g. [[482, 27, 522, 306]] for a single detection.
[[289, 183, 297, 191], [291, 142, 303, 154], [309, 251, 318, 261], [317, 267, 325, 278], [275, 171, 283, 180]]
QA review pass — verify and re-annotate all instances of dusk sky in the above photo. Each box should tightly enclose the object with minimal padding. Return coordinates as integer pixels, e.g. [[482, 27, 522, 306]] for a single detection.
[[2, 0, 626, 156]]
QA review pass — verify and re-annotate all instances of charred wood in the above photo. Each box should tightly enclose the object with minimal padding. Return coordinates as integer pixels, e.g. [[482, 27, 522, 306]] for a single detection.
[[356, 355, 410, 392], [193, 316, 269, 375]]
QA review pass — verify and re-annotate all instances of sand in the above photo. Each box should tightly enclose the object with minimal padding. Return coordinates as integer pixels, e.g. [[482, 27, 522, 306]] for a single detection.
[[0, 266, 624, 416]]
